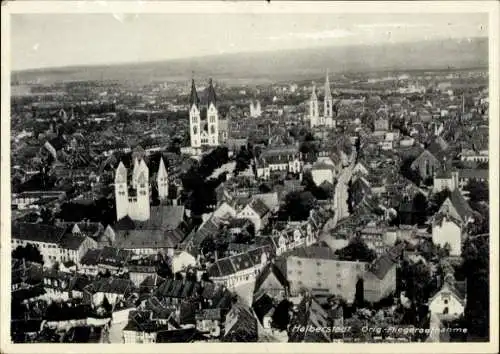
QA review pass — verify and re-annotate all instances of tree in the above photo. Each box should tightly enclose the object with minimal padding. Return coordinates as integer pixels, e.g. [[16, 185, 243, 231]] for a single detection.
[[280, 191, 318, 221], [12, 244, 44, 265], [428, 189, 452, 215], [462, 235, 489, 339], [463, 180, 489, 204], [335, 237, 377, 263], [400, 157, 422, 186], [412, 193, 428, 226]]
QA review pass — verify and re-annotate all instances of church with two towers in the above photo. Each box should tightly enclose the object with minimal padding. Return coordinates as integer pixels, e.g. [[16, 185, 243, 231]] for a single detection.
[[309, 70, 336, 129]]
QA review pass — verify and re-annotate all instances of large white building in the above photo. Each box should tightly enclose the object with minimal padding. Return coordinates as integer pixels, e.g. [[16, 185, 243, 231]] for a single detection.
[[249, 100, 262, 118], [114, 157, 168, 222], [189, 78, 219, 149], [309, 70, 335, 128]]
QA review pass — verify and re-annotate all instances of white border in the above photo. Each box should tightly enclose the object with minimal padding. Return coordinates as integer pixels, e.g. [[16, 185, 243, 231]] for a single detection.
[[1, 1, 499, 353]]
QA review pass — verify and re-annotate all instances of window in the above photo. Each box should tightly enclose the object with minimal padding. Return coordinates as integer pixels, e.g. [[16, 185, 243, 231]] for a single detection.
[[336, 272, 341, 278], [336, 263, 340, 268], [297, 271, 302, 276], [444, 299, 449, 305], [317, 272, 321, 276], [337, 284, 342, 289], [297, 260, 302, 266], [193, 126, 198, 134], [443, 307, 449, 315]]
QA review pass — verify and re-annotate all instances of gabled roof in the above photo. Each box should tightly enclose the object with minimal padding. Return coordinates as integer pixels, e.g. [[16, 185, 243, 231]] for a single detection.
[[223, 303, 258, 342], [58, 232, 87, 250], [247, 198, 270, 218], [288, 296, 332, 342], [207, 246, 269, 278], [429, 281, 467, 306], [86, 277, 135, 295], [254, 263, 288, 293], [448, 189, 474, 222], [368, 242, 404, 280], [11, 222, 67, 244]]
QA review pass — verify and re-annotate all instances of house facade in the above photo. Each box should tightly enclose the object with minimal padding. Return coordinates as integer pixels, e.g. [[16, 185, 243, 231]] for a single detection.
[[207, 246, 270, 289]]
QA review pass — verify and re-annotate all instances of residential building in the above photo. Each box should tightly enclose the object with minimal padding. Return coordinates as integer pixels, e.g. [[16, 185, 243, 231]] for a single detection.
[[11, 222, 97, 267], [207, 246, 271, 289], [428, 274, 466, 320], [236, 198, 270, 232]]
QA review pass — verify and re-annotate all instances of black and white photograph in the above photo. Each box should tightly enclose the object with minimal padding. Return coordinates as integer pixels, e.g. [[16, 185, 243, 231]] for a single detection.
[[1, 1, 498, 352]]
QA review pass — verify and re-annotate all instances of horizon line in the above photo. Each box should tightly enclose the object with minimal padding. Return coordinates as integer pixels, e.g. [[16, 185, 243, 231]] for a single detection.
[[11, 36, 488, 74]]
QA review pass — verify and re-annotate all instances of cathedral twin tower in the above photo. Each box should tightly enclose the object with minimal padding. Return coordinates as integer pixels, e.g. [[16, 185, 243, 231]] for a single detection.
[[309, 70, 335, 128], [189, 78, 219, 149]]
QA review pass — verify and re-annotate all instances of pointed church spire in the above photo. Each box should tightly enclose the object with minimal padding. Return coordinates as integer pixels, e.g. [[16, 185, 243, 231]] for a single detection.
[[207, 78, 217, 107], [157, 157, 167, 178], [311, 83, 317, 100], [324, 70, 331, 98], [189, 79, 200, 108], [115, 161, 127, 183]]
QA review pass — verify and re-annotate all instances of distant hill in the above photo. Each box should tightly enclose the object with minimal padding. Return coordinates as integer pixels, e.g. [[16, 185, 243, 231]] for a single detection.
[[13, 37, 488, 85]]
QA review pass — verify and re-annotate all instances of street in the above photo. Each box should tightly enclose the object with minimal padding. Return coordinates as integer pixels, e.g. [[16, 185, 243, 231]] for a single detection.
[[320, 152, 357, 242]]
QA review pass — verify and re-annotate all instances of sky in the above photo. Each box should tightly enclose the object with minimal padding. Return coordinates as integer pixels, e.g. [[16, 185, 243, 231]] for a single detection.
[[11, 13, 488, 71]]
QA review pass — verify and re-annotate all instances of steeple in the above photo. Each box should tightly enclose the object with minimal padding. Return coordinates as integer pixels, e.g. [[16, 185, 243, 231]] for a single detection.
[[157, 157, 167, 179], [115, 161, 127, 183], [324, 70, 331, 98], [311, 83, 317, 100], [189, 79, 200, 108], [207, 78, 217, 107]]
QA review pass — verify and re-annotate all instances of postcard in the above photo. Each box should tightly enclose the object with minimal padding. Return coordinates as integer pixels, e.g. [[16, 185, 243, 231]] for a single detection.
[[1, 1, 498, 353]]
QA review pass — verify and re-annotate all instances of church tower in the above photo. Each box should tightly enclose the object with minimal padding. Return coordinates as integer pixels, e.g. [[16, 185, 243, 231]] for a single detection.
[[189, 79, 201, 148], [324, 70, 334, 125], [157, 157, 169, 201], [131, 159, 150, 221], [114, 161, 129, 221], [206, 78, 219, 146], [309, 83, 319, 128], [131, 157, 140, 188]]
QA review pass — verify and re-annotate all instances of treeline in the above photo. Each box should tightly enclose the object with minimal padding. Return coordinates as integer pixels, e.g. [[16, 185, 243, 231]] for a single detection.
[[181, 147, 229, 216]]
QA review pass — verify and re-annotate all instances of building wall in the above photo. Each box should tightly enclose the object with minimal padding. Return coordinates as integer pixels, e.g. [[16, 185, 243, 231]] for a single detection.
[[411, 153, 441, 180], [211, 264, 262, 289], [434, 177, 456, 193], [311, 169, 334, 186], [374, 119, 389, 132], [12, 239, 61, 266], [432, 220, 462, 256], [237, 206, 263, 231], [429, 288, 464, 319], [123, 330, 157, 344], [286, 256, 367, 303]]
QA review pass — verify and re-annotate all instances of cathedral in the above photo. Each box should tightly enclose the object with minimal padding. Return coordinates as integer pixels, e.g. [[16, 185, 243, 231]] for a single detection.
[[249, 100, 262, 118], [114, 156, 168, 221], [308, 70, 336, 128], [189, 78, 220, 149]]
